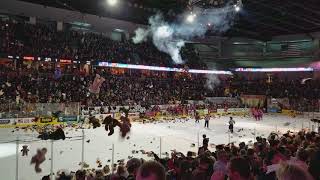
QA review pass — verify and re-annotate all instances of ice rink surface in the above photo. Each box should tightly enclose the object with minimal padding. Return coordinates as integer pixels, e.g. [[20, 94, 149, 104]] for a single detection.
[[0, 114, 313, 180]]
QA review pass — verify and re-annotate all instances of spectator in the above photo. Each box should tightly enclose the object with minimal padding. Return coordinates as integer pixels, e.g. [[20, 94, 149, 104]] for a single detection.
[[293, 148, 309, 170], [136, 161, 166, 180], [112, 165, 129, 180], [127, 158, 142, 180], [309, 150, 320, 180], [276, 162, 314, 180], [213, 150, 228, 175], [41, 175, 50, 180], [228, 157, 252, 180], [191, 155, 214, 180], [75, 170, 86, 180], [198, 143, 209, 155]]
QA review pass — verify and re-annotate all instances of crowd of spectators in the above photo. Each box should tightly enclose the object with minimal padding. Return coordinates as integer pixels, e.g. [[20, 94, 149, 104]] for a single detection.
[[0, 19, 205, 68], [231, 76, 320, 99], [0, 64, 210, 106], [40, 129, 320, 180], [0, 63, 319, 109]]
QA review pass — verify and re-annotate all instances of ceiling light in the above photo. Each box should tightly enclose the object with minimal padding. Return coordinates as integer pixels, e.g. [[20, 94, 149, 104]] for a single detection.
[[186, 13, 196, 23], [235, 5, 240, 12], [107, 0, 117, 6]]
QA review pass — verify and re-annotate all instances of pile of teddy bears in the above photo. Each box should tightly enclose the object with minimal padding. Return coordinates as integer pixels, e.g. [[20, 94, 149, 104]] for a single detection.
[[37, 126, 66, 140], [89, 114, 131, 138]]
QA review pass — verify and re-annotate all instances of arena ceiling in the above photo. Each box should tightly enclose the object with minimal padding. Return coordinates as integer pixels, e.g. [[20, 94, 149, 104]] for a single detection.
[[20, 0, 320, 41]]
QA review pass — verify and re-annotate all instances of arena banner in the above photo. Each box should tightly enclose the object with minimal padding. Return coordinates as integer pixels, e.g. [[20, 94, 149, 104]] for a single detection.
[[187, 100, 205, 105], [0, 116, 65, 128], [35, 116, 60, 125], [196, 109, 208, 116], [205, 97, 240, 104], [14, 118, 35, 125], [38, 117, 53, 123], [217, 108, 250, 114], [0, 119, 12, 125], [229, 108, 250, 113], [240, 95, 266, 107], [58, 116, 78, 122], [0, 119, 15, 128], [0, 118, 35, 128]]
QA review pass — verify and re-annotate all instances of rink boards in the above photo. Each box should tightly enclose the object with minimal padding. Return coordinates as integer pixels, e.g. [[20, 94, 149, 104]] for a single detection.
[[0, 116, 77, 128], [0, 117, 60, 128], [1, 108, 315, 128]]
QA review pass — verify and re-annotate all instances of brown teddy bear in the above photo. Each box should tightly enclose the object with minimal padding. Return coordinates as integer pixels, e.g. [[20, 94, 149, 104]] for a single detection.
[[102, 115, 121, 136], [30, 148, 47, 173], [89, 116, 101, 129], [21, 145, 29, 156]]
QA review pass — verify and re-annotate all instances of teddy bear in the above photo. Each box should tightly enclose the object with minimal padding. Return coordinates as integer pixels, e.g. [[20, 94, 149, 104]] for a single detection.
[[30, 148, 47, 173], [119, 116, 131, 138], [88, 116, 101, 129], [102, 115, 121, 136], [21, 145, 29, 156]]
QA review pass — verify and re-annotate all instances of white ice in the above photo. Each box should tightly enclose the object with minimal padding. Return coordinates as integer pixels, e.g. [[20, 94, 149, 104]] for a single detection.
[[0, 114, 315, 180]]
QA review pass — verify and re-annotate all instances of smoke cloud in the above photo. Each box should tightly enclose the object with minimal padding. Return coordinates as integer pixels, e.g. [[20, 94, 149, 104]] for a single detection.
[[205, 73, 221, 90], [132, 3, 238, 64], [132, 28, 150, 44]]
